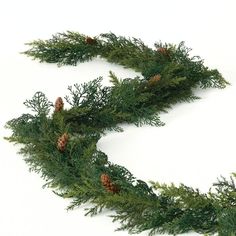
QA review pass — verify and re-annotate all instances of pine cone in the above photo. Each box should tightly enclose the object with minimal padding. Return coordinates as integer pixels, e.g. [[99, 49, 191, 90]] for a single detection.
[[54, 97, 64, 112], [57, 133, 69, 152], [157, 47, 169, 56], [85, 36, 96, 45], [148, 74, 161, 86], [100, 174, 119, 193]]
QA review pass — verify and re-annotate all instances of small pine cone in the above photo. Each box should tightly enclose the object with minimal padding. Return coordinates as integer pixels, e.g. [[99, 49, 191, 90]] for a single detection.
[[148, 74, 161, 86], [85, 36, 96, 45], [54, 97, 64, 112], [157, 47, 169, 56], [57, 133, 69, 152], [100, 174, 119, 194], [101, 174, 111, 188]]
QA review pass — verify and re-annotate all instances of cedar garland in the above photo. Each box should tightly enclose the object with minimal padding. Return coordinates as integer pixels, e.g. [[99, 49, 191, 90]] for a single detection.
[[5, 32, 233, 236]]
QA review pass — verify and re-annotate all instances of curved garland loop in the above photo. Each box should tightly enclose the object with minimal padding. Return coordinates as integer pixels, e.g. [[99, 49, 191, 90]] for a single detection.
[[5, 32, 235, 235]]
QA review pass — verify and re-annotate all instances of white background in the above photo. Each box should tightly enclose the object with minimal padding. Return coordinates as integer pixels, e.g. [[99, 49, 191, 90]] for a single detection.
[[0, 0, 236, 235]]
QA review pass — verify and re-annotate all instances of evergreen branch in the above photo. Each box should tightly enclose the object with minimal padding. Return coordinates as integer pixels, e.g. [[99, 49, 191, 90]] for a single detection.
[[5, 32, 232, 235], [24, 91, 53, 115], [23, 31, 229, 91]]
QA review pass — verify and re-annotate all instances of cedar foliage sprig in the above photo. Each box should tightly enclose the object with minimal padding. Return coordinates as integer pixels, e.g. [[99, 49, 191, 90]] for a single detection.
[[5, 32, 233, 235]]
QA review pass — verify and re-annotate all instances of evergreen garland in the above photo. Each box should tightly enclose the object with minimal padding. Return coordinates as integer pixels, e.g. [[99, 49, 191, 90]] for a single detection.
[[5, 32, 234, 235]]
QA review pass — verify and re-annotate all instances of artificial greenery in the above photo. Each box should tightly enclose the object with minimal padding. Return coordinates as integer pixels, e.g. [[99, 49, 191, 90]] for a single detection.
[[5, 32, 234, 235]]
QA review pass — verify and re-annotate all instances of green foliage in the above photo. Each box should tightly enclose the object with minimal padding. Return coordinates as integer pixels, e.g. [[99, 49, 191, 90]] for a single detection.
[[109, 70, 121, 86], [65, 77, 110, 109], [218, 208, 236, 236], [150, 182, 218, 234], [5, 32, 232, 235], [211, 176, 236, 207], [24, 91, 53, 115], [24, 32, 229, 90], [23, 31, 101, 65]]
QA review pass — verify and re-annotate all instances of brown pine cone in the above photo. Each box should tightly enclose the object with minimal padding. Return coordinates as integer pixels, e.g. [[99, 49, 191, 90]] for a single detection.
[[54, 97, 64, 112], [57, 133, 69, 152], [157, 47, 169, 56], [148, 74, 161, 86], [85, 36, 96, 45], [100, 174, 119, 193]]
